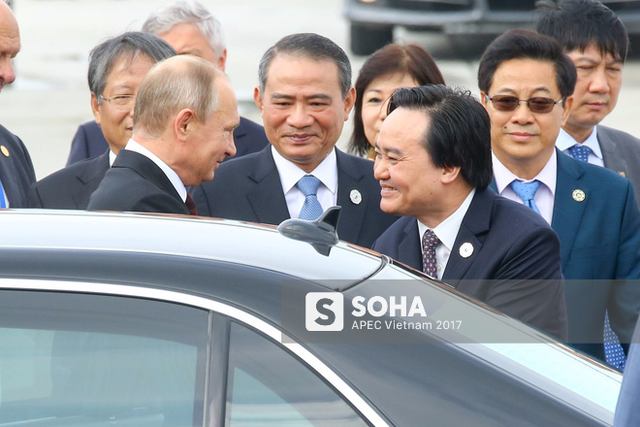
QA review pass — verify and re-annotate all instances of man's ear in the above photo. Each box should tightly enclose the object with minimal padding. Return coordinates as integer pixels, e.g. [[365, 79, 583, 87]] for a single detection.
[[344, 87, 356, 120], [441, 165, 462, 185], [174, 109, 196, 142], [560, 95, 574, 127], [91, 93, 101, 124], [254, 86, 264, 113], [217, 48, 228, 71]]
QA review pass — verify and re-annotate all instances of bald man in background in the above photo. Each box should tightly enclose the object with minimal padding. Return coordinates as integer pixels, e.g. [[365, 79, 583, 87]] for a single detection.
[[0, 0, 36, 208]]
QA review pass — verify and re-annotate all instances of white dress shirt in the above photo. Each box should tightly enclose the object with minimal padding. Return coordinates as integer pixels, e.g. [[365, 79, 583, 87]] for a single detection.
[[492, 151, 557, 225], [124, 139, 188, 203], [417, 189, 475, 280], [271, 146, 338, 219], [556, 126, 604, 167], [109, 150, 117, 167]]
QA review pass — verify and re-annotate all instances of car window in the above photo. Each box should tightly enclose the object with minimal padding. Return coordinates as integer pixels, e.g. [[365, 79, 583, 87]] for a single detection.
[[0, 290, 209, 427], [226, 321, 368, 426]]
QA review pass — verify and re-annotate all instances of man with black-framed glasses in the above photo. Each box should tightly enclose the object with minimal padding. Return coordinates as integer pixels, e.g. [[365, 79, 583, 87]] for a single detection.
[[479, 29, 640, 367], [27, 32, 176, 209]]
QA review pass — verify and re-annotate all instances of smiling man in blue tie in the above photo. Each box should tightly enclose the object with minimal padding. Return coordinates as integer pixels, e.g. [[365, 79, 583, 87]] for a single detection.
[[479, 29, 640, 368]]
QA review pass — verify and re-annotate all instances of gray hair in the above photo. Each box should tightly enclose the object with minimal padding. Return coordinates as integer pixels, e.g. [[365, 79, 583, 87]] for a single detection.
[[133, 55, 222, 138], [258, 33, 352, 99], [88, 32, 176, 101], [142, 0, 226, 61]]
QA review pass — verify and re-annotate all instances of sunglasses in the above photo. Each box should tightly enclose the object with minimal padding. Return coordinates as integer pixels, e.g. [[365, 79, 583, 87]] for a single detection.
[[486, 94, 565, 114]]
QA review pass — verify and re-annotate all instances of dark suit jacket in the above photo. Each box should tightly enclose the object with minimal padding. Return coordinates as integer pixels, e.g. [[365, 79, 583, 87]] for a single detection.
[[67, 117, 269, 166], [550, 150, 640, 361], [27, 151, 109, 209], [614, 315, 640, 426], [191, 146, 398, 248], [0, 124, 36, 208], [87, 150, 189, 215], [372, 188, 567, 340], [598, 125, 640, 205]]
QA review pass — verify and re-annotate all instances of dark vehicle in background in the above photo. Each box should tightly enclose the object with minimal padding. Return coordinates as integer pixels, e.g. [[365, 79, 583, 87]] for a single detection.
[[0, 210, 622, 426], [343, 0, 640, 55]]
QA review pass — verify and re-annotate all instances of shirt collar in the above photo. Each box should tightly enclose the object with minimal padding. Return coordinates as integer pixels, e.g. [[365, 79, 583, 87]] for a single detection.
[[417, 188, 476, 252], [492, 150, 557, 196], [556, 126, 603, 160], [124, 138, 187, 202], [109, 150, 117, 167], [271, 145, 338, 195]]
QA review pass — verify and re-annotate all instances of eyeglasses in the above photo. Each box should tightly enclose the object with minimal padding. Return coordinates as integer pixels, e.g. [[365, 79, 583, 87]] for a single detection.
[[486, 94, 565, 114], [99, 94, 136, 112]]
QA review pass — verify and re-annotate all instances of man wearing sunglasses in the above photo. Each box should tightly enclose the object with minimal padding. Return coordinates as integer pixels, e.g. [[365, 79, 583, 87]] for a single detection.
[[479, 29, 640, 366]]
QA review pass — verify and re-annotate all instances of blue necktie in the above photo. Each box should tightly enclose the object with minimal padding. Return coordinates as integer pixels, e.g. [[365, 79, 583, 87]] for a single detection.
[[510, 180, 541, 215], [0, 180, 5, 208], [297, 175, 324, 220], [569, 144, 593, 163], [570, 144, 626, 369]]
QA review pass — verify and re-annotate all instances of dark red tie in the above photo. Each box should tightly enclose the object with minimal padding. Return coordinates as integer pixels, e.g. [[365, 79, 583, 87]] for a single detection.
[[185, 193, 198, 216]]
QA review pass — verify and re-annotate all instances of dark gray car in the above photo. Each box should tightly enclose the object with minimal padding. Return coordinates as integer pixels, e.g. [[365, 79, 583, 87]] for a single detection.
[[0, 210, 621, 426]]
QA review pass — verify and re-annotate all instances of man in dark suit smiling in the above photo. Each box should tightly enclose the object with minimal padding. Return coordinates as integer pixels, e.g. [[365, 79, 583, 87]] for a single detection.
[[192, 33, 396, 248], [27, 32, 176, 209], [88, 55, 239, 215], [371, 85, 567, 340]]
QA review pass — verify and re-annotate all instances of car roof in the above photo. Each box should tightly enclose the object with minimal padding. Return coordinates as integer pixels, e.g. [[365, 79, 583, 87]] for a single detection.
[[2, 210, 384, 287]]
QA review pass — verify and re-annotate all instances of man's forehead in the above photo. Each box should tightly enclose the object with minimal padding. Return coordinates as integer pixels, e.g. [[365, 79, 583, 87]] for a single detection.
[[568, 43, 623, 63], [265, 53, 341, 86]]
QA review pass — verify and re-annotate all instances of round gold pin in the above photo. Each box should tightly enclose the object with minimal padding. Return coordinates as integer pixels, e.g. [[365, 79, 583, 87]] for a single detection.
[[1, 145, 9, 157], [572, 189, 586, 202]]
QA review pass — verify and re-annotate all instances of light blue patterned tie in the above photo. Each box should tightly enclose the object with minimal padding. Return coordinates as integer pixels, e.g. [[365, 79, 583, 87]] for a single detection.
[[297, 175, 324, 220], [510, 180, 541, 215], [569, 144, 593, 163], [570, 144, 626, 369]]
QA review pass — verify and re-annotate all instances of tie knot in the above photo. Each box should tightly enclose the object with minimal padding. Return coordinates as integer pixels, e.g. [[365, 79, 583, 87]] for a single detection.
[[510, 180, 541, 202], [569, 144, 593, 163], [422, 229, 440, 250], [297, 175, 321, 196]]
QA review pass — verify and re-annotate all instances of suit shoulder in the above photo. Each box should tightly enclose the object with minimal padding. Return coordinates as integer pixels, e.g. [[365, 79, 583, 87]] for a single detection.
[[37, 155, 105, 186], [578, 158, 631, 189], [492, 195, 555, 232], [599, 125, 640, 146], [374, 216, 413, 243]]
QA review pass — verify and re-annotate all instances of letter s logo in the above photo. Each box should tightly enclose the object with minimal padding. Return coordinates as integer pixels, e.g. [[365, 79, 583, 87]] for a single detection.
[[315, 298, 336, 326], [305, 292, 344, 331]]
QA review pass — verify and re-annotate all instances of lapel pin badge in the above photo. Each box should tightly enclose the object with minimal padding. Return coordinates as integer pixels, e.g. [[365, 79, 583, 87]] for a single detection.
[[0, 145, 9, 157], [350, 189, 362, 205], [459, 242, 473, 258], [572, 189, 586, 203]]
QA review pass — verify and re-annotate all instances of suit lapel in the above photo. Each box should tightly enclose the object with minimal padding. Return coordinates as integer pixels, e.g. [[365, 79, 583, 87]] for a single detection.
[[335, 150, 369, 244], [114, 150, 184, 204], [397, 218, 423, 271], [71, 151, 110, 208], [442, 189, 491, 282], [552, 150, 589, 270], [246, 147, 290, 224], [598, 127, 629, 177]]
